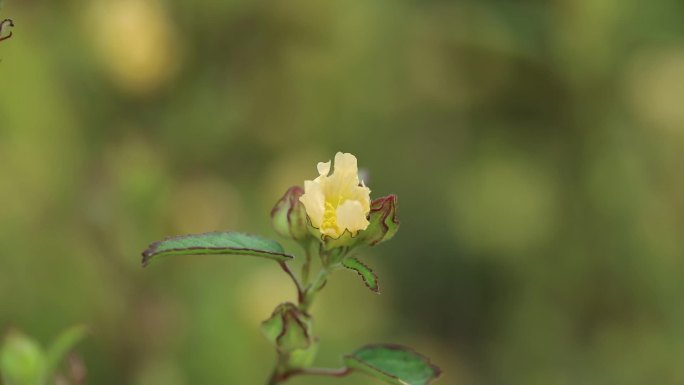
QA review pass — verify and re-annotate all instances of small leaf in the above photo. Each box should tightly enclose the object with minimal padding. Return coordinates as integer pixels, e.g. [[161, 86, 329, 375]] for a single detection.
[[45, 325, 87, 379], [142, 232, 293, 266], [344, 344, 441, 385], [0, 331, 46, 385], [342, 258, 380, 293]]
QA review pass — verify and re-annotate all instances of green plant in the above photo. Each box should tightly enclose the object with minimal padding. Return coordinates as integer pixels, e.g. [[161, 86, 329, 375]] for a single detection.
[[0, 326, 87, 385], [141, 152, 441, 385]]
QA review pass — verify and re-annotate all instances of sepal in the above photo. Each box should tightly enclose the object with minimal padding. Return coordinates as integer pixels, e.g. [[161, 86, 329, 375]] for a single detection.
[[287, 339, 319, 369], [362, 195, 399, 246], [260, 303, 313, 353], [271, 186, 310, 241]]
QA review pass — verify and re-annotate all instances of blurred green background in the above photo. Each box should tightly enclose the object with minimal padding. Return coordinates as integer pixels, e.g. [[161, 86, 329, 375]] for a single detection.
[[2, 0, 684, 384]]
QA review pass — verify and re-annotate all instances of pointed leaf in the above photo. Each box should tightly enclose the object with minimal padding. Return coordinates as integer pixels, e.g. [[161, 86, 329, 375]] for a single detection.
[[142, 232, 293, 266], [342, 258, 380, 293], [45, 325, 87, 378], [344, 344, 441, 385]]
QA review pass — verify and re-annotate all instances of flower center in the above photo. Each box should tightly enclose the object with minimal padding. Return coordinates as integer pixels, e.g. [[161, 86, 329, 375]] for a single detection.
[[321, 195, 344, 234]]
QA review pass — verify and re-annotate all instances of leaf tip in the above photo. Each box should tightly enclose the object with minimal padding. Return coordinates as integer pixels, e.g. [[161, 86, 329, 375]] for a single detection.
[[140, 244, 157, 267]]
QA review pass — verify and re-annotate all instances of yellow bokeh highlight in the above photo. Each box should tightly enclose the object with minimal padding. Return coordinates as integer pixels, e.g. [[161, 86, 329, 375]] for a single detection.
[[85, 0, 179, 94]]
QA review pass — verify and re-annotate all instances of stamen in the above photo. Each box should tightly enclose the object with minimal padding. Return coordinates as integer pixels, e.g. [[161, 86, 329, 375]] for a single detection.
[[321, 197, 344, 234]]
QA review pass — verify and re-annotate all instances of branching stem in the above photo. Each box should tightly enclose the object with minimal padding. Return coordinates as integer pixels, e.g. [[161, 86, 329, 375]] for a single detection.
[[266, 248, 346, 384], [266, 366, 351, 384]]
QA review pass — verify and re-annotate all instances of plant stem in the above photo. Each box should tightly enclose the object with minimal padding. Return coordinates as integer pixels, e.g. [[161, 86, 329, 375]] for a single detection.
[[300, 268, 329, 312], [266, 368, 280, 385], [272, 366, 351, 383], [279, 262, 303, 303], [300, 241, 314, 287], [265, 352, 289, 385], [269, 249, 341, 383], [289, 367, 351, 377]]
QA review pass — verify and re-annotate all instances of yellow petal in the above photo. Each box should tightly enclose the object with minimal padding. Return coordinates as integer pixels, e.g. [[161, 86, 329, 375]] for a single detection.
[[350, 184, 371, 212], [300, 180, 325, 228], [317, 160, 331, 177], [321, 226, 341, 238], [336, 200, 370, 235], [333, 152, 359, 179]]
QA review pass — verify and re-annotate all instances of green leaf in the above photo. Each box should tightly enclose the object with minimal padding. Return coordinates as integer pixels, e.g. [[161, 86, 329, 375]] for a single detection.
[[45, 325, 87, 378], [344, 344, 441, 385], [142, 232, 293, 266], [0, 331, 46, 385], [342, 257, 380, 293]]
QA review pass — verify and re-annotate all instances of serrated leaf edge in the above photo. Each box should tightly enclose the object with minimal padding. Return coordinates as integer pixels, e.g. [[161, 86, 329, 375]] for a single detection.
[[344, 343, 442, 385], [343, 257, 380, 293], [141, 231, 294, 266]]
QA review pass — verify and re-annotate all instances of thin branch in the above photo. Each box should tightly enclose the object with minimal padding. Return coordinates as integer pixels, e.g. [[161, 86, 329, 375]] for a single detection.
[[279, 262, 303, 303], [283, 367, 351, 381], [296, 367, 351, 377]]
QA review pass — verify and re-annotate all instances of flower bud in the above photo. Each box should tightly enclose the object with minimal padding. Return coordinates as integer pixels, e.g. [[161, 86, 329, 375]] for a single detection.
[[271, 186, 309, 241], [261, 303, 313, 353], [362, 195, 399, 246]]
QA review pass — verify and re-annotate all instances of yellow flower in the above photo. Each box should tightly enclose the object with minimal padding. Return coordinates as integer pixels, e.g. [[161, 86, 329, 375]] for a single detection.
[[299, 152, 371, 239]]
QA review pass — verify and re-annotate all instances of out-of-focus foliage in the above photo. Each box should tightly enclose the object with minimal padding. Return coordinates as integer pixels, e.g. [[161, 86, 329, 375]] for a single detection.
[[1, 327, 86, 385], [1, 0, 683, 384]]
